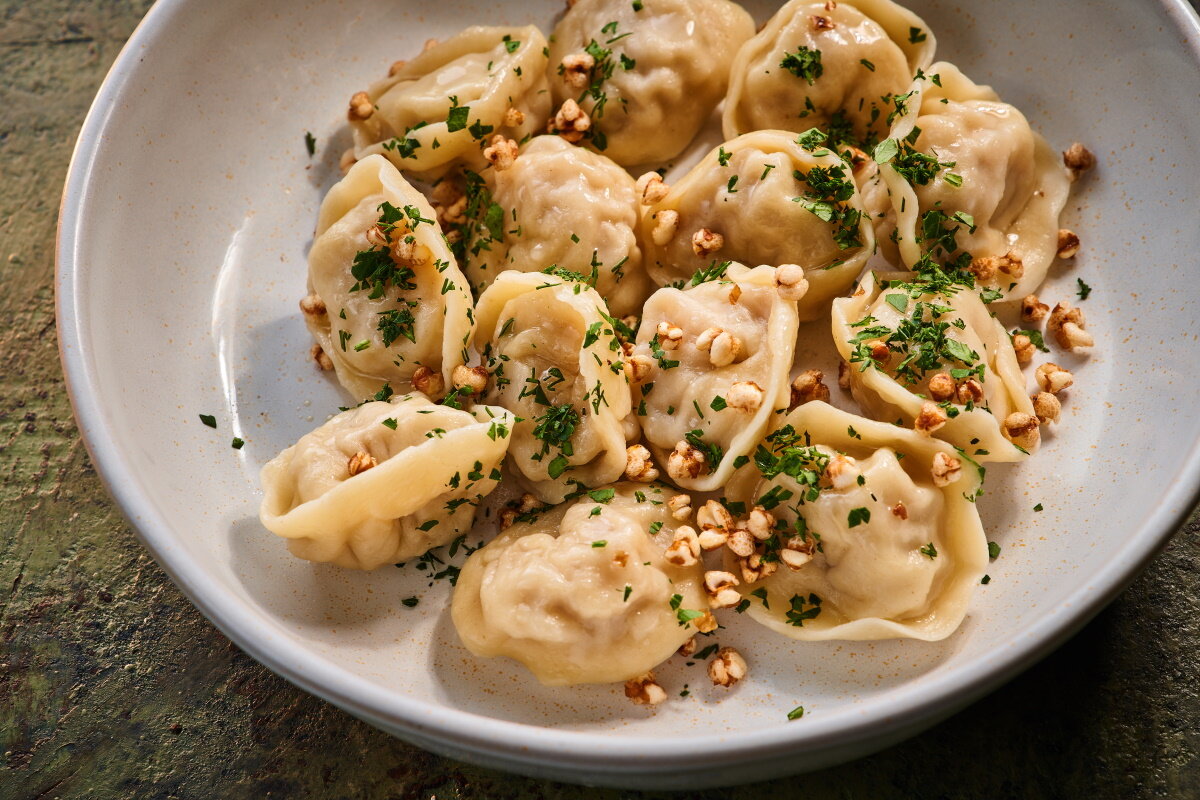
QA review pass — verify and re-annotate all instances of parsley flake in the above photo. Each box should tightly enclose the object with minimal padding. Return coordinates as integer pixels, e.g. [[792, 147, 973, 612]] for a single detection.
[[847, 507, 871, 527], [781, 46, 823, 84]]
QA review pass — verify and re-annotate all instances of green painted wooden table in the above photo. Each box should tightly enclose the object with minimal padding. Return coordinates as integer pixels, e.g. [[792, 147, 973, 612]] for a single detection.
[[3, 2, 1199, 798]]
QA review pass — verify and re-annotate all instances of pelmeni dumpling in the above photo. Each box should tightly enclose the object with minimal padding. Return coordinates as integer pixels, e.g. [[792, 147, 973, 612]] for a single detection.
[[640, 130, 875, 320], [631, 264, 799, 492], [832, 271, 1037, 461], [547, 0, 755, 166], [349, 26, 549, 178], [451, 484, 709, 685], [475, 271, 632, 503], [260, 394, 514, 570], [724, 402, 987, 641], [878, 63, 1071, 298], [456, 135, 652, 315], [724, 0, 935, 144], [304, 156, 474, 401]]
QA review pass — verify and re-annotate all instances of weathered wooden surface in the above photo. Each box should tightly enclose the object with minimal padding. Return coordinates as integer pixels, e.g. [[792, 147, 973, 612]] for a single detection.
[[1, 2, 1198, 798]]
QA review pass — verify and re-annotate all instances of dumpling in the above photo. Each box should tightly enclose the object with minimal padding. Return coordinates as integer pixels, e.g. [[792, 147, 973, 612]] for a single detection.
[[724, 0, 935, 145], [831, 270, 1038, 461], [303, 155, 474, 401], [260, 394, 514, 570], [877, 63, 1072, 298], [630, 264, 799, 492], [475, 271, 632, 503], [453, 135, 652, 315], [547, 0, 755, 166], [723, 401, 987, 641], [348, 26, 550, 178], [639, 130, 875, 320], [451, 483, 709, 685]]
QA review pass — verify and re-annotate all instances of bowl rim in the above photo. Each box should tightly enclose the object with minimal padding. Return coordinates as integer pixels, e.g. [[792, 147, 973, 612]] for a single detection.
[[56, 0, 1200, 777]]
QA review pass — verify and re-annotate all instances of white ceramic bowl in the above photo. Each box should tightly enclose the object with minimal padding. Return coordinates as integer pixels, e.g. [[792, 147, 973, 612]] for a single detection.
[[57, 0, 1200, 789]]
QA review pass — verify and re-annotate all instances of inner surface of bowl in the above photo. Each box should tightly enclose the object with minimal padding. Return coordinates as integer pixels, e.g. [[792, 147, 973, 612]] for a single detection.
[[59, 0, 1200, 787]]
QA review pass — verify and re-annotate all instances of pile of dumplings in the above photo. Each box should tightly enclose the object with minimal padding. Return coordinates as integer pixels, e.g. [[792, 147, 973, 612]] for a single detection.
[[260, 0, 1096, 705]]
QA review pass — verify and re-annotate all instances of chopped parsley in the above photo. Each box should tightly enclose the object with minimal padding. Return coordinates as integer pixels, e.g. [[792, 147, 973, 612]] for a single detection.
[[988, 541, 1001, 559], [689, 259, 732, 286], [670, 593, 705, 627], [588, 487, 616, 503], [230, 437, 244, 449], [304, 131, 316, 157], [793, 162, 862, 250], [349, 202, 418, 298], [377, 306, 417, 347], [785, 593, 823, 626], [1013, 329, 1050, 353], [847, 507, 871, 528], [532, 404, 579, 476], [874, 137, 955, 186], [1077, 278, 1092, 300], [684, 429, 723, 474], [920, 542, 938, 559], [787, 705, 806, 721], [780, 46, 823, 85], [445, 100, 470, 133], [198, 414, 217, 429], [381, 417, 398, 430]]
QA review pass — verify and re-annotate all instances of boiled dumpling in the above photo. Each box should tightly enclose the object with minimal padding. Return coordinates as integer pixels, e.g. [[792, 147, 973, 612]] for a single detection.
[[831, 270, 1038, 460], [723, 401, 988, 640], [724, 0, 935, 145], [454, 135, 652, 315], [349, 26, 550, 178], [303, 155, 474, 401], [451, 483, 709, 685], [475, 271, 632, 503], [639, 130, 875, 320], [547, 0, 754, 166], [877, 63, 1071, 298], [630, 264, 799, 492], [260, 394, 514, 570]]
